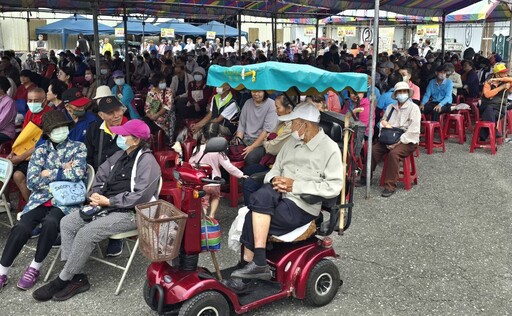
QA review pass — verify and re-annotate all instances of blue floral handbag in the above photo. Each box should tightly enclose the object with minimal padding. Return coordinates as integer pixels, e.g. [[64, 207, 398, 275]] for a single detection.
[[49, 181, 87, 206]]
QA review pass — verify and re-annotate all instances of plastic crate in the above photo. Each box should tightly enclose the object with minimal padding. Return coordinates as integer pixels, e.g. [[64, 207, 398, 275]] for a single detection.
[[135, 200, 187, 262]]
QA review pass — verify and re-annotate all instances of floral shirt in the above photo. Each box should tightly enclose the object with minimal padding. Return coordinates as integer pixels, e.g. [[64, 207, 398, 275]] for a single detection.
[[145, 87, 176, 142], [22, 138, 87, 216]]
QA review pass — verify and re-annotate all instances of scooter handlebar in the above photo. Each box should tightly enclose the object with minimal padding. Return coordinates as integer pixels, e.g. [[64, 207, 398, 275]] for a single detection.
[[201, 177, 226, 185]]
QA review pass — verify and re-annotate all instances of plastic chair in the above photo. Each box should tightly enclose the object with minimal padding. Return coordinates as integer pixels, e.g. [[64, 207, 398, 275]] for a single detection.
[[379, 152, 418, 190], [0, 158, 14, 227], [470, 122, 497, 155], [442, 114, 466, 144], [419, 121, 446, 155]]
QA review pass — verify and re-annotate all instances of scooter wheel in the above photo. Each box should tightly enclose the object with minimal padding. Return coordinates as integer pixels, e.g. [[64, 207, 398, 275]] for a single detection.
[[304, 259, 341, 307], [178, 291, 230, 316], [143, 280, 158, 311]]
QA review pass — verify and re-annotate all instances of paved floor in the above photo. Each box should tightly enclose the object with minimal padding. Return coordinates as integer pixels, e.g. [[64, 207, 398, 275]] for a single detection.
[[1, 138, 512, 316]]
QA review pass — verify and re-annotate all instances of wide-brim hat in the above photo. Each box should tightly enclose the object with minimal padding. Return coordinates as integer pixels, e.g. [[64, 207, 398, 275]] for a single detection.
[[392, 81, 414, 100], [93, 85, 113, 100], [41, 110, 73, 135], [278, 102, 320, 123]]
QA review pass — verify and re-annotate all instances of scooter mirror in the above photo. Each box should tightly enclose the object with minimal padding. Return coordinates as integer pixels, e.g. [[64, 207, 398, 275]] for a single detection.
[[204, 137, 228, 154]]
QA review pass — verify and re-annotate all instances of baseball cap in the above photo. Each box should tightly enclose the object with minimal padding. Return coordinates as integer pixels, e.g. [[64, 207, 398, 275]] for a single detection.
[[110, 119, 150, 140], [493, 63, 508, 74], [62, 87, 83, 103], [98, 96, 123, 113], [278, 102, 320, 123]]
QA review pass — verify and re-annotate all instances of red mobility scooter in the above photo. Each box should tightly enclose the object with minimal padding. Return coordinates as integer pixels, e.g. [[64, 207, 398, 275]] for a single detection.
[[141, 62, 368, 315]]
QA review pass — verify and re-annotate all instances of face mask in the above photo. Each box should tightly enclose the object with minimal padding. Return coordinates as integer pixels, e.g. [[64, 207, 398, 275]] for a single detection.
[[158, 83, 167, 90], [437, 74, 446, 80], [402, 75, 409, 82], [50, 126, 69, 143], [85, 74, 93, 81], [73, 109, 86, 118], [216, 87, 224, 94], [27, 102, 44, 113], [396, 93, 409, 103], [100, 69, 108, 75], [291, 123, 306, 141], [114, 78, 125, 86], [116, 135, 130, 150], [379, 68, 387, 76], [194, 75, 203, 81]]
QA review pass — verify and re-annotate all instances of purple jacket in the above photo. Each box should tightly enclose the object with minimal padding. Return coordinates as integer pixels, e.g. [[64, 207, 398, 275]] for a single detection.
[[0, 95, 17, 139]]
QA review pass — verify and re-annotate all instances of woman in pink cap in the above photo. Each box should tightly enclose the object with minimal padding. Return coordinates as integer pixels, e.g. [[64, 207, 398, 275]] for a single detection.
[[34, 119, 161, 302]]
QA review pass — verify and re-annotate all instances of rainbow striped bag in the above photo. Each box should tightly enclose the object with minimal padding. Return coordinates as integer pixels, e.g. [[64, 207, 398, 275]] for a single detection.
[[201, 217, 221, 252]]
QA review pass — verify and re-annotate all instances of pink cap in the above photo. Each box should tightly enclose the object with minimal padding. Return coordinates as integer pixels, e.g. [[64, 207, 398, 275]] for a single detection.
[[110, 119, 150, 140]]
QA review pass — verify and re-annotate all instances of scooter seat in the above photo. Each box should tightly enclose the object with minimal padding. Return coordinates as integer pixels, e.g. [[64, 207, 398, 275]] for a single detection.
[[269, 221, 316, 243]]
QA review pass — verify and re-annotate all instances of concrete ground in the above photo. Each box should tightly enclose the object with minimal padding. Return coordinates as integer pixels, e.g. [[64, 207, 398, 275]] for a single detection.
[[1, 137, 511, 316]]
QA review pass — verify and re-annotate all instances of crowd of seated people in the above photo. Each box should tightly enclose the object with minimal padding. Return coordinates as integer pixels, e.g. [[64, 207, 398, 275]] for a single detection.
[[0, 34, 507, 300]]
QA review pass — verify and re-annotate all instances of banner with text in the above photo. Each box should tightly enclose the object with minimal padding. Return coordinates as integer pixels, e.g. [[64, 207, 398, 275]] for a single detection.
[[337, 26, 356, 38], [304, 27, 315, 37], [114, 28, 124, 38], [379, 28, 395, 53], [416, 24, 439, 37], [206, 31, 216, 40], [161, 28, 175, 38]]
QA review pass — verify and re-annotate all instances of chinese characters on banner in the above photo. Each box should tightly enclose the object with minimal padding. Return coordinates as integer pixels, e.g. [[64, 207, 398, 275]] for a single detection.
[[416, 25, 439, 37], [337, 26, 356, 38], [379, 28, 395, 53], [206, 31, 216, 40], [161, 28, 175, 38], [304, 27, 315, 37], [114, 28, 124, 38]]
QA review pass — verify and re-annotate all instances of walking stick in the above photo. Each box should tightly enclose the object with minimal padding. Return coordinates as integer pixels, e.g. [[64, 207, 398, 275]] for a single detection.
[[339, 107, 363, 234]]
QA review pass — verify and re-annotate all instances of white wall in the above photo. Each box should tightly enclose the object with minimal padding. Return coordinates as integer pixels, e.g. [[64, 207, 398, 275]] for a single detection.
[[444, 24, 483, 52]]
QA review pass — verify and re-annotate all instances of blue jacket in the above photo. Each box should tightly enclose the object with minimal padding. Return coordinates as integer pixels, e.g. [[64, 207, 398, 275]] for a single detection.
[[377, 89, 395, 111], [112, 84, 139, 119], [421, 78, 453, 107], [66, 111, 100, 143]]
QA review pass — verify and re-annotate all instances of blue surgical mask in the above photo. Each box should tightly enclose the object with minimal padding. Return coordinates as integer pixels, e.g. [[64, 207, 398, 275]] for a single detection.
[[396, 93, 409, 103], [116, 135, 129, 150], [27, 102, 44, 113]]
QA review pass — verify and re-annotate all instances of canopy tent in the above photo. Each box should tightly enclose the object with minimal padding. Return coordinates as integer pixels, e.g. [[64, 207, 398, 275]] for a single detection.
[[322, 10, 440, 25], [207, 62, 367, 95], [156, 20, 207, 36], [113, 19, 160, 35], [446, 0, 512, 23], [35, 15, 113, 50], [198, 21, 248, 38]]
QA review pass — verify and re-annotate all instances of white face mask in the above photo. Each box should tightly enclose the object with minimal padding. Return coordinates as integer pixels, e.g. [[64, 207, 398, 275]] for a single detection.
[[396, 93, 409, 103], [402, 75, 409, 82], [100, 69, 108, 75], [114, 78, 125, 86], [50, 126, 69, 143], [158, 83, 167, 90], [216, 87, 224, 94], [194, 74, 203, 81], [291, 123, 306, 141]]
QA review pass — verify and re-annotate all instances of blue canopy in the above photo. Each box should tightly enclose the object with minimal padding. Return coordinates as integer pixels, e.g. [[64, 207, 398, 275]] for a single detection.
[[197, 21, 247, 38], [207, 62, 368, 95], [114, 19, 161, 35], [36, 15, 114, 50], [156, 20, 206, 36]]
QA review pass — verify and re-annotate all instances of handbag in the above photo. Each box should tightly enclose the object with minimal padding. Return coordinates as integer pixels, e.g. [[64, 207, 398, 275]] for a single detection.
[[259, 153, 276, 167], [49, 181, 87, 206], [201, 216, 221, 252], [227, 137, 246, 162], [379, 107, 404, 145]]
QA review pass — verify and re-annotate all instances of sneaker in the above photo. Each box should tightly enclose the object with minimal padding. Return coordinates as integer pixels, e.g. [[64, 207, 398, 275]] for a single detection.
[[106, 239, 124, 257], [17, 267, 40, 290], [231, 262, 271, 280], [30, 226, 41, 239], [33, 277, 70, 301], [0, 274, 7, 291], [381, 189, 396, 198], [52, 274, 90, 301]]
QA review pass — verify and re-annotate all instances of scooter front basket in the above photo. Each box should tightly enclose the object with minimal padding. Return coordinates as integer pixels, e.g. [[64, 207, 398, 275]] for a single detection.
[[136, 200, 188, 262]]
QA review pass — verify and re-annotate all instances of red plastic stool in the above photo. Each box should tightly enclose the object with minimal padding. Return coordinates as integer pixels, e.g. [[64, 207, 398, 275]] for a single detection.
[[154, 150, 179, 182], [379, 152, 418, 190], [420, 121, 445, 155], [455, 109, 473, 132], [0, 140, 13, 158], [507, 110, 512, 134], [159, 184, 182, 209], [470, 121, 497, 155], [465, 98, 481, 123], [181, 139, 197, 162], [221, 160, 245, 207], [443, 114, 466, 144]]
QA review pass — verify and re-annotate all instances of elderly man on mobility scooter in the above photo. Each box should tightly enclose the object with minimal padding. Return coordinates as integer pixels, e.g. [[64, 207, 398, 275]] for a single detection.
[[224, 102, 344, 290]]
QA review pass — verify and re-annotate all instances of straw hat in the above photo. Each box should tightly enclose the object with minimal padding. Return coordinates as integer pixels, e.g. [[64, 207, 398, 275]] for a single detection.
[[391, 82, 414, 100]]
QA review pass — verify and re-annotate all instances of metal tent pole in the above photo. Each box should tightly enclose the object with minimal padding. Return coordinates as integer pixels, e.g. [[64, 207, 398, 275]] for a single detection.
[[314, 16, 319, 58], [27, 12, 31, 52], [123, 8, 130, 84], [441, 12, 446, 58], [92, 6, 101, 77], [366, 0, 379, 199], [238, 11, 242, 56]]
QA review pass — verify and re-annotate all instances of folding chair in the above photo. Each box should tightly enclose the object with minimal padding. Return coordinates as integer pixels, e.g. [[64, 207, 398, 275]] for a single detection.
[[45, 176, 163, 295], [0, 158, 14, 227]]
